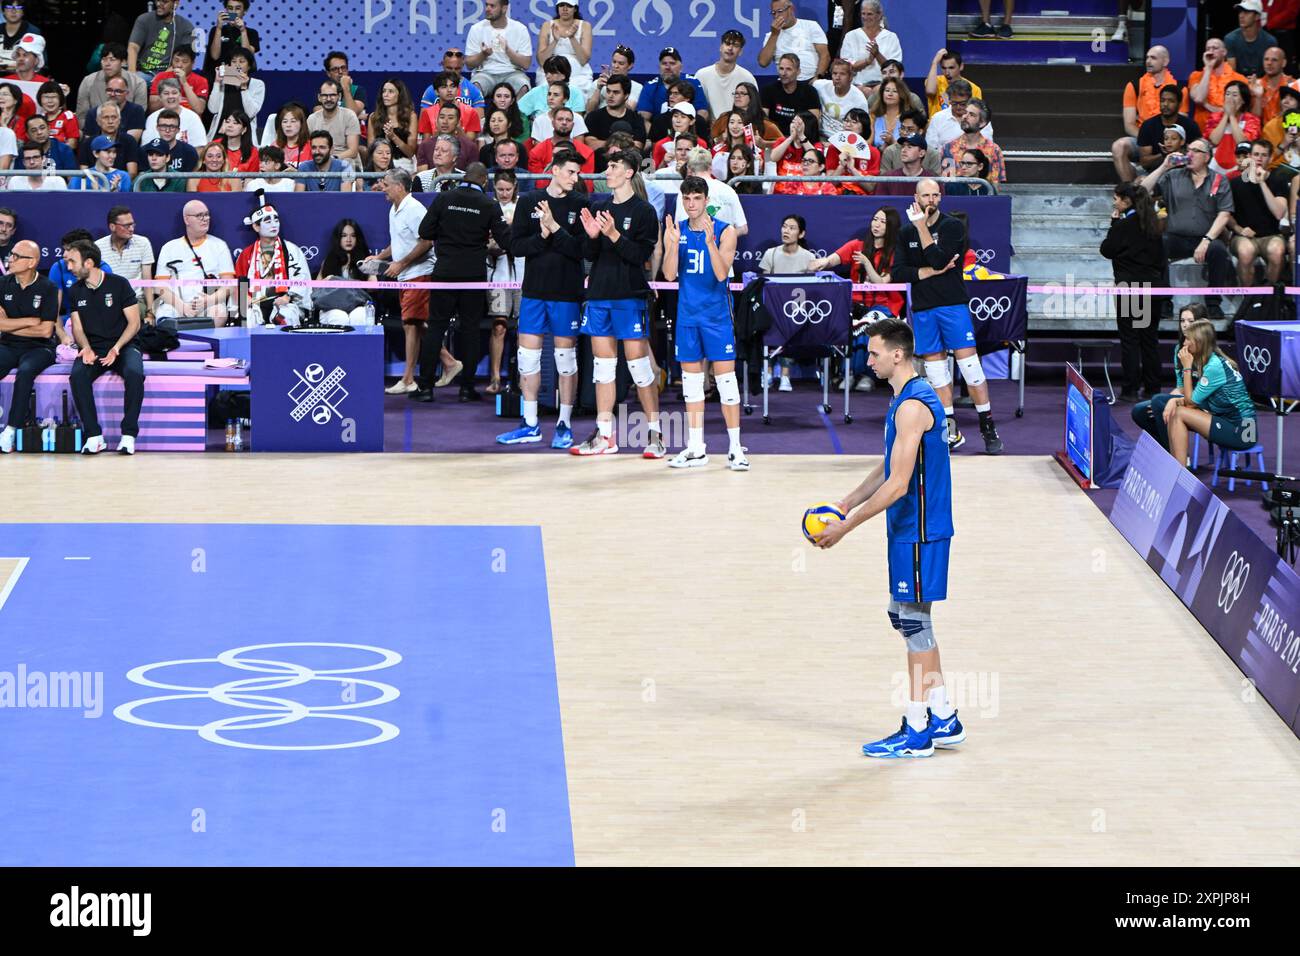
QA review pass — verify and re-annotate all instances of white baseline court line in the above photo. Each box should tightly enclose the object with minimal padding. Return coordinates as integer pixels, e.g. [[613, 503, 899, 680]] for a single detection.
[[0, 557, 30, 613], [63, 557, 91, 561]]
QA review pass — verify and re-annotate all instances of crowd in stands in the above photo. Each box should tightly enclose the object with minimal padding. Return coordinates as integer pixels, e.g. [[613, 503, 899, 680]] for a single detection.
[[0, 0, 1001, 196]]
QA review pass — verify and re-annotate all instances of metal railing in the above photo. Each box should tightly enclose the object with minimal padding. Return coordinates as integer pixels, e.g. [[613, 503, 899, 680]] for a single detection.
[[729, 173, 997, 192]]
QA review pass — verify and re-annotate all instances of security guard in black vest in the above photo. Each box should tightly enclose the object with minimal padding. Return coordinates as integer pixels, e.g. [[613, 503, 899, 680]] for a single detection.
[[415, 162, 512, 403]]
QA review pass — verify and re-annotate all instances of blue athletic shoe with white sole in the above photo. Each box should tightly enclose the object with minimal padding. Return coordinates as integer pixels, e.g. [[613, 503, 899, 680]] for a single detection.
[[862, 718, 934, 758], [927, 708, 966, 748], [551, 423, 573, 449], [497, 421, 543, 445]]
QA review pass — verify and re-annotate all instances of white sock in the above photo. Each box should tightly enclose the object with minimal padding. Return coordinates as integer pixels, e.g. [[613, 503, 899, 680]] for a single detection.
[[974, 402, 991, 414], [928, 685, 954, 719], [688, 426, 704, 452], [905, 701, 928, 733], [648, 416, 661, 436], [727, 427, 742, 451], [943, 405, 954, 418], [558, 403, 572, 427], [522, 399, 538, 427], [597, 418, 612, 438]]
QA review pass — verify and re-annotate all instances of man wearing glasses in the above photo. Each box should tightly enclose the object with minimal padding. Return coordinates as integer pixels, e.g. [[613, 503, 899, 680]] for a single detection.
[[420, 48, 486, 124], [95, 205, 157, 325], [1142, 137, 1236, 319], [155, 201, 236, 327], [0, 239, 57, 455], [322, 51, 368, 125], [307, 78, 360, 164], [76, 42, 148, 127], [757, 0, 829, 82], [145, 110, 199, 172], [83, 75, 147, 141]]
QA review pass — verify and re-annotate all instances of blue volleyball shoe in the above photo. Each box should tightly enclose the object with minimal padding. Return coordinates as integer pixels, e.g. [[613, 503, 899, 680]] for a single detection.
[[927, 709, 966, 748], [551, 423, 574, 449], [497, 421, 543, 445], [862, 718, 934, 758]]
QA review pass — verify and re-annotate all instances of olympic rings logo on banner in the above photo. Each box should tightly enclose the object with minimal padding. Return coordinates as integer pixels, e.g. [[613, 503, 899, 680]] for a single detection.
[[113, 642, 402, 750], [969, 296, 1011, 322], [1242, 345, 1272, 373], [784, 296, 833, 324], [974, 249, 996, 264], [1217, 551, 1251, 613]]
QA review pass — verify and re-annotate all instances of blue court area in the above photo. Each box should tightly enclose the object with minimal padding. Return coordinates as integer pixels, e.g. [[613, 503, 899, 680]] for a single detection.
[[0, 523, 573, 866]]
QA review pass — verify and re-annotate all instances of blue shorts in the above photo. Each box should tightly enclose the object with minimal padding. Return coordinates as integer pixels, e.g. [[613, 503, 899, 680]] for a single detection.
[[519, 297, 581, 337], [913, 304, 976, 357], [581, 298, 648, 340], [887, 537, 950, 603], [675, 320, 736, 363]]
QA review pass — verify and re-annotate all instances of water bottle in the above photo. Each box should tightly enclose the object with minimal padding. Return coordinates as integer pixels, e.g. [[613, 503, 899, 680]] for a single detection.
[[233, 419, 243, 451], [364, 300, 376, 327], [225, 419, 235, 451]]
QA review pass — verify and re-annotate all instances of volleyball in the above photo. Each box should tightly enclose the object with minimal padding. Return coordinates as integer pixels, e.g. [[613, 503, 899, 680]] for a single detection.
[[802, 503, 846, 543]]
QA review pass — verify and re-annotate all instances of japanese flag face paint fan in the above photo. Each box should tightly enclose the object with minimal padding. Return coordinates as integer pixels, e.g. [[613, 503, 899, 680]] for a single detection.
[[802, 502, 846, 543]]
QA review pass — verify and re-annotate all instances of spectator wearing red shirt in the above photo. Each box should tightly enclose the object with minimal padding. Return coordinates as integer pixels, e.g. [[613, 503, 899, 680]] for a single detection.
[[1262, 1, 1300, 65], [214, 109, 259, 173], [825, 106, 880, 194], [651, 103, 708, 168], [770, 110, 822, 195], [791, 147, 839, 194], [37, 82, 78, 150], [528, 123, 594, 190], [417, 71, 481, 138], [3, 32, 47, 85], [147, 47, 209, 115], [810, 206, 905, 316], [1209, 80, 1261, 171]]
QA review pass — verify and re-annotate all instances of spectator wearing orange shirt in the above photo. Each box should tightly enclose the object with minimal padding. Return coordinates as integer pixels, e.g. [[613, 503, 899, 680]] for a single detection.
[[1189, 38, 1249, 133], [1208, 80, 1261, 171], [1260, 83, 1300, 167], [770, 110, 823, 195], [1248, 46, 1293, 122], [940, 98, 1006, 183], [1113, 45, 1189, 182], [791, 147, 839, 194]]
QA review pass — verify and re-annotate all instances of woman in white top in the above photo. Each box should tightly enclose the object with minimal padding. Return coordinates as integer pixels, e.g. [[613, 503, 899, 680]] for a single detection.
[[839, 0, 903, 93], [758, 214, 816, 391], [536, 3, 592, 96], [144, 79, 208, 146], [206, 48, 265, 142]]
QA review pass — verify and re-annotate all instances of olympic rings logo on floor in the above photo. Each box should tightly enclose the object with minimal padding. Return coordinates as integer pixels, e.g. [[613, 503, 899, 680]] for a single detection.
[[113, 642, 402, 751], [784, 297, 833, 324], [1217, 551, 1251, 614], [1241, 345, 1272, 373], [969, 296, 1011, 322]]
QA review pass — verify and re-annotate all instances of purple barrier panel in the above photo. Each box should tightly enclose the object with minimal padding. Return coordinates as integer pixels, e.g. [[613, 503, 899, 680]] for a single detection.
[[762, 275, 852, 349], [1236, 319, 1300, 399], [1111, 432, 1300, 736], [737, 195, 1012, 275], [0, 192, 1013, 285], [249, 327, 384, 452]]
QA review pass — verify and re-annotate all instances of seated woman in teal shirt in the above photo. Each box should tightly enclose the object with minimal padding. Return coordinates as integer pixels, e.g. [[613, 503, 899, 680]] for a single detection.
[[1163, 319, 1258, 467]]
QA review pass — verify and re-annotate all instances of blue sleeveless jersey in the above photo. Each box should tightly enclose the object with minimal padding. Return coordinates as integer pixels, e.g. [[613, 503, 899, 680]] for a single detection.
[[884, 376, 954, 543], [677, 218, 732, 326]]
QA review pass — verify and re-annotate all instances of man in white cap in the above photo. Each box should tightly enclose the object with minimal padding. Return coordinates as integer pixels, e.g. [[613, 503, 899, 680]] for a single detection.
[[233, 194, 313, 327], [1, 31, 47, 83], [1226, 1, 1277, 77]]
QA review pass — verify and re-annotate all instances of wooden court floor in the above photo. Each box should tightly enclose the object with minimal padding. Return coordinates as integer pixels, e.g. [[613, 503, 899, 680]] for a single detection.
[[4, 452, 1299, 866]]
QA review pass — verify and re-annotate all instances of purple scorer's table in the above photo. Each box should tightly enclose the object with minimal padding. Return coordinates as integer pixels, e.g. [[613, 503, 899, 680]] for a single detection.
[[1234, 320, 1300, 475], [182, 325, 385, 452]]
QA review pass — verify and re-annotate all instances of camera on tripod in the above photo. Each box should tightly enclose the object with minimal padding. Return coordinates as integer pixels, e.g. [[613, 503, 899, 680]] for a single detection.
[[1218, 469, 1300, 564]]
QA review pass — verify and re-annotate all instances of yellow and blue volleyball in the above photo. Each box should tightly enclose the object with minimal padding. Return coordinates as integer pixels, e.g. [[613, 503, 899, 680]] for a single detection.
[[802, 503, 846, 543]]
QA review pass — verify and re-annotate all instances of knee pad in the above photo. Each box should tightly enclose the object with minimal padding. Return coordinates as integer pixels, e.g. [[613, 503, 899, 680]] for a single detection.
[[956, 353, 986, 389], [716, 371, 740, 406], [554, 347, 578, 377], [681, 370, 706, 404], [593, 355, 618, 384], [517, 346, 543, 377], [627, 355, 655, 388], [887, 601, 937, 653], [923, 358, 952, 390]]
